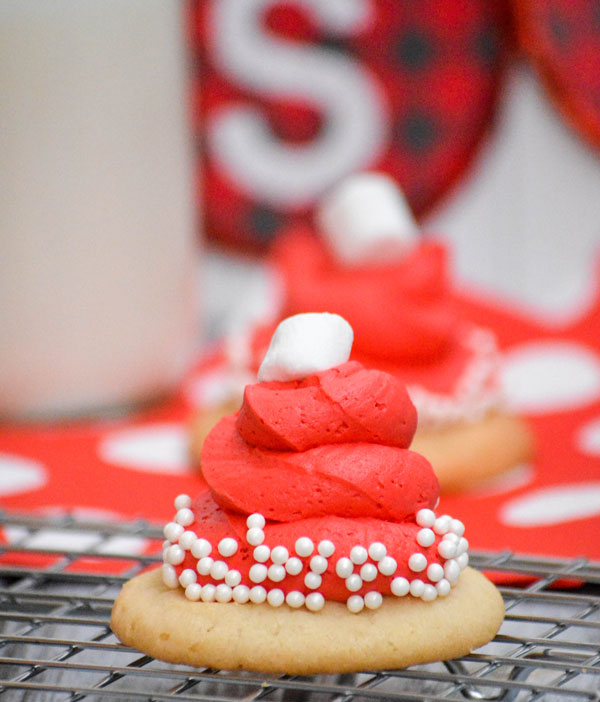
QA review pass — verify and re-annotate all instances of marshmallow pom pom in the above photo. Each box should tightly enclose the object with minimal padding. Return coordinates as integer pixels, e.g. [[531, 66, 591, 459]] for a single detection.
[[257, 313, 354, 383], [317, 172, 418, 265]]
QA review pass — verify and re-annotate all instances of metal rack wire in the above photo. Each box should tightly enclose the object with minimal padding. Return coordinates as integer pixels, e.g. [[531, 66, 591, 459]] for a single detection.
[[1, 509, 599, 702]]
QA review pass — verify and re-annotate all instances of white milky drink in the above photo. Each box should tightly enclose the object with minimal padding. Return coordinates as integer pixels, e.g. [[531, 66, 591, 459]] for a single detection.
[[0, 1, 199, 419]]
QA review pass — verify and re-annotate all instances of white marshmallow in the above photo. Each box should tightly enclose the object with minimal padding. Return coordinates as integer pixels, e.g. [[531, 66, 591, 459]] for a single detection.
[[317, 172, 418, 265], [257, 313, 353, 382]]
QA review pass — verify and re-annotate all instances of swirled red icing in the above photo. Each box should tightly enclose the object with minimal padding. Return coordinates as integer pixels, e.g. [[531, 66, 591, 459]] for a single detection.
[[165, 363, 470, 606], [270, 227, 460, 363], [236, 361, 416, 451]]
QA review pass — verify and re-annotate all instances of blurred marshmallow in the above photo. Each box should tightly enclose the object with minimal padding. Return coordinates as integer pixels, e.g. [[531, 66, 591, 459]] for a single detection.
[[258, 313, 353, 382], [317, 172, 418, 265]]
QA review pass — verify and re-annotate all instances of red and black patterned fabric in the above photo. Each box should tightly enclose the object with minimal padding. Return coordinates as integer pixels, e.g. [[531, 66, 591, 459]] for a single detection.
[[188, 0, 509, 252], [515, 0, 600, 152]]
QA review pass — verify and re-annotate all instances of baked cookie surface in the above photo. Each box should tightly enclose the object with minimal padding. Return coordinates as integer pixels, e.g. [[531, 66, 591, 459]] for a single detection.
[[411, 412, 535, 493], [111, 566, 504, 674]]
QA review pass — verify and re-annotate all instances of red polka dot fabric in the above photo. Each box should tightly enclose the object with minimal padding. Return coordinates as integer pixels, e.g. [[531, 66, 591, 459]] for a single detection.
[[2, 278, 600, 576], [189, 0, 509, 251], [515, 0, 600, 152]]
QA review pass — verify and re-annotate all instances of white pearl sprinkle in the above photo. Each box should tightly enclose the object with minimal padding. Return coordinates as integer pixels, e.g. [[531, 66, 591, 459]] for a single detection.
[[409, 579, 425, 597], [185, 583, 202, 601], [161, 563, 178, 588], [270, 546, 289, 564], [427, 563, 444, 583], [416, 508, 435, 527], [249, 586, 266, 603], [378, 556, 397, 576], [433, 515, 451, 535], [253, 545, 271, 562], [443, 533, 460, 544], [215, 584, 233, 603], [318, 540, 335, 557], [336, 557, 354, 579], [267, 588, 285, 607], [179, 530, 197, 550], [295, 537, 314, 557], [233, 585, 250, 603], [246, 513, 265, 529], [347, 595, 364, 613], [345, 574, 363, 592], [200, 584, 216, 602], [162, 539, 170, 553], [444, 559, 461, 584], [305, 592, 325, 612], [165, 544, 185, 566], [285, 557, 303, 575], [225, 569, 242, 587], [286, 591, 305, 608], [163, 522, 184, 542], [304, 572, 322, 589], [249, 564, 268, 583], [391, 577, 409, 596], [197, 557, 214, 576], [310, 555, 328, 574], [174, 494, 192, 510], [246, 527, 265, 546], [438, 540, 457, 559], [421, 584, 438, 602], [268, 564, 286, 582], [456, 537, 469, 556], [416, 528, 435, 548], [191, 538, 212, 559], [436, 579, 451, 596], [210, 560, 228, 581], [350, 546, 368, 565], [218, 538, 238, 557], [457, 552, 469, 570], [450, 518, 465, 536], [368, 542, 386, 561], [175, 508, 194, 527], [408, 553, 427, 572], [178, 568, 197, 587], [360, 563, 378, 582], [364, 591, 383, 610]]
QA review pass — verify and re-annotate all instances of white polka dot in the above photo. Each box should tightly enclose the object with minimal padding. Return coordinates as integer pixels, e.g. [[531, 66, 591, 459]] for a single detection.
[[471, 463, 535, 498], [578, 417, 600, 456], [500, 483, 600, 527], [501, 342, 600, 413], [0, 453, 47, 496], [98, 423, 190, 474]]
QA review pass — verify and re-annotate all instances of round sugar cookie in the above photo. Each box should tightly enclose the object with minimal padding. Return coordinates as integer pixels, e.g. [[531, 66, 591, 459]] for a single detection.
[[411, 412, 535, 493], [190, 406, 534, 494], [111, 567, 504, 674]]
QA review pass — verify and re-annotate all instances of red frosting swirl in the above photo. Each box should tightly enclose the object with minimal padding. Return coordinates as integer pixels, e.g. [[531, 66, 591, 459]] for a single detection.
[[236, 361, 416, 451], [270, 227, 460, 363], [175, 363, 453, 604]]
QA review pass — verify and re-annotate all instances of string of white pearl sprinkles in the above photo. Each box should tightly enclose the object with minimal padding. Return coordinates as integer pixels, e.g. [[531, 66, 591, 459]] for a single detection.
[[161, 495, 470, 614]]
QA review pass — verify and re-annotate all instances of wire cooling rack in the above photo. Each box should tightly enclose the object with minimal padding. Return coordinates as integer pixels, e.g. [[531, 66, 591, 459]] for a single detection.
[[0, 510, 599, 702]]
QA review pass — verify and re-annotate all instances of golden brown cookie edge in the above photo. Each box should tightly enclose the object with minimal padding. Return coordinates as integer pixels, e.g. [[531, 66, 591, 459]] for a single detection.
[[111, 567, 504, 674], [411, 412, 535, 493]]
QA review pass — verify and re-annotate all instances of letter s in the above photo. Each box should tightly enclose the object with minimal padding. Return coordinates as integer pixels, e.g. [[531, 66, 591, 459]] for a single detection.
[[207, 0, 389, 209]]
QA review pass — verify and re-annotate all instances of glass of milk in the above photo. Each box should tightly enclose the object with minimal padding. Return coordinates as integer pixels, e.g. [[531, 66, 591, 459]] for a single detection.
[[0, 0, 199, 420]]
